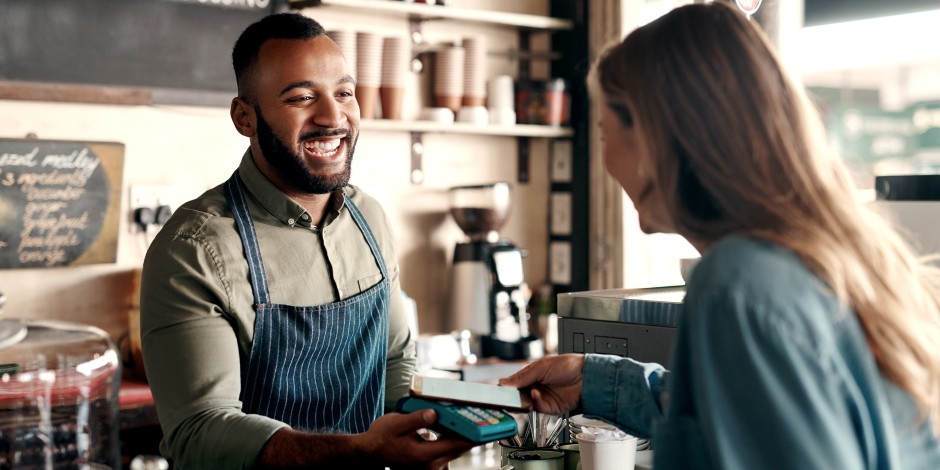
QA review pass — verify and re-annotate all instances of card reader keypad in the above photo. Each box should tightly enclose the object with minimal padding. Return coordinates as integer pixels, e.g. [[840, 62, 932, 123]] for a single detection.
[[458, 406, 503, 425]]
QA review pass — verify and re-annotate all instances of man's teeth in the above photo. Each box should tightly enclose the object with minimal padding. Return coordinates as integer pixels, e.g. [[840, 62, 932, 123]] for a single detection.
[[304, 139, 341, 152]]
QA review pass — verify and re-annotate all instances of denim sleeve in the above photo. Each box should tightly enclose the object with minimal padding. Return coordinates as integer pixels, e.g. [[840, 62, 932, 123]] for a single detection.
[[580, 354, 669, 439]]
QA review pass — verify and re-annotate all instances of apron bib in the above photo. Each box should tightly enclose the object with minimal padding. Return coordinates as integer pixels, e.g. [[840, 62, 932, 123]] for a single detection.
[[224, 171, 389, 433]]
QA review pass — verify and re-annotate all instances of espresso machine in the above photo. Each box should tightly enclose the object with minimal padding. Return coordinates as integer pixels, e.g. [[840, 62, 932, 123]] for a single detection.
[[447, 183, 543, 361]]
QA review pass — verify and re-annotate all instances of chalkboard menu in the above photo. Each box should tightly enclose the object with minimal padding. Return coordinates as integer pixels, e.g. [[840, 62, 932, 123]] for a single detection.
[[0, 0, 273, 104], [0, 139, 124, 269]]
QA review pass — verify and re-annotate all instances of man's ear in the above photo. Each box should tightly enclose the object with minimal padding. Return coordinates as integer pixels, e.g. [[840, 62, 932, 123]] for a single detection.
[[231, 97, 256, 137]]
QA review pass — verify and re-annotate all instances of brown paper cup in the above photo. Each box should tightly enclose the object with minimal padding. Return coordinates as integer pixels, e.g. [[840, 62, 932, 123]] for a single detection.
[[380, 86, 404, 120], [461, 96, 485, 107], [357, 85, 379, 120], [434, 94, 462, 113]]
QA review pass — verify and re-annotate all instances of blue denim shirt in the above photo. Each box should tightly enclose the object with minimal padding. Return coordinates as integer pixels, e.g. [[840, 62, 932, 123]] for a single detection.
[[581, 236, 940, 469]]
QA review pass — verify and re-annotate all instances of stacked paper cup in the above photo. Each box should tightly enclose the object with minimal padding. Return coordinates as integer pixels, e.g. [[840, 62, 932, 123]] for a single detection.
[[380, 36, 410, 120], [328, 30, 357, 79], [487, 75, 516, 125], [356, 32, 383, 119], [433, 45, 464, 113], [461, 36, 486, 107]]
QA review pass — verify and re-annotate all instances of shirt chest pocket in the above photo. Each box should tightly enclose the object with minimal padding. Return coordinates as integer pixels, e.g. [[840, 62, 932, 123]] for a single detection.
[[337, 273, 382, 300], [356, 273, 383, 293]]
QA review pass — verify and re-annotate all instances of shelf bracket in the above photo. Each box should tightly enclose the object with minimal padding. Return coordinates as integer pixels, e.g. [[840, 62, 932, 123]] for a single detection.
[[516, 30, 532, 183], [410, 132, 425, 184], [409, 16, 424, 46], [517, 137, 530, 183], [518, 30, 532, 80]]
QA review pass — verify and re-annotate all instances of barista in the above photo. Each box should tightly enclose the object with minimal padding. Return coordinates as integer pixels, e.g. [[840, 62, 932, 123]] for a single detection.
[[140, 12, 474, 469]]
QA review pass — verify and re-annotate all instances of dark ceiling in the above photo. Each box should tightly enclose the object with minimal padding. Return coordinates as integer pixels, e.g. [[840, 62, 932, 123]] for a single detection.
[[804, 0, 940, 26]]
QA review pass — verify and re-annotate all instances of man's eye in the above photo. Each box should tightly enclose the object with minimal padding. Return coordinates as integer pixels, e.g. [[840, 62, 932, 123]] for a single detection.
[[288, 95, 314, 103]]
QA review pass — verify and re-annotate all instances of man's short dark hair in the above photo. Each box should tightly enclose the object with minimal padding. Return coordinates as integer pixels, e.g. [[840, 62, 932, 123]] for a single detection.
[[232, 12, 327, 100]]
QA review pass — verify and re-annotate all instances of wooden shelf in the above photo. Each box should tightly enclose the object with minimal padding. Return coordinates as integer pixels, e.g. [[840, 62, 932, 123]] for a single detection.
[[289, 0, 573, 30], [361, 119, 573, 138], [360, 120, 571, 185]]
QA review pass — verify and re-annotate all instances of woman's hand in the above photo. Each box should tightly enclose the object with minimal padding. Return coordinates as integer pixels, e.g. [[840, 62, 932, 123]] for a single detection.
[[499, 354, 585, 415]]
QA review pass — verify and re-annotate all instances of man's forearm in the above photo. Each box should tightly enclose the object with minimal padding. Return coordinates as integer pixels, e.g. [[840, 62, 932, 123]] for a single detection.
[[254, 428, 380, 469]]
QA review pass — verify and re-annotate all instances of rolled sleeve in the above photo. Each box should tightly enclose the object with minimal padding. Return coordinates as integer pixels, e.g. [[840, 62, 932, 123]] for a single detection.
[[340, 187, 417, 413], [143, 315, 288, 469], [582, 354, 668, 438], [383, 260, 418, 412]]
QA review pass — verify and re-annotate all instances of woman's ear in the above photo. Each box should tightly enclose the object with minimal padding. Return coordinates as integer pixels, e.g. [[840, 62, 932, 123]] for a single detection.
[[230, 97, 255, 138]]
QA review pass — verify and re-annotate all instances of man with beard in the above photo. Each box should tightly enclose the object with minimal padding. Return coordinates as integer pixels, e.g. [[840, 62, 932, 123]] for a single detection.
[[139, 13, 474, 469]]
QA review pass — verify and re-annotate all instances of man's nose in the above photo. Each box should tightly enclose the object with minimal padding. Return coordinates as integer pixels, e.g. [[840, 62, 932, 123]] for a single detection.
[[312, 97, 345, 128]]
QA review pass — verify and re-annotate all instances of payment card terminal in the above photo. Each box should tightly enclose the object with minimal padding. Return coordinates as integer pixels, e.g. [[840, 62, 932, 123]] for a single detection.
[[396, 396, 518, 443]]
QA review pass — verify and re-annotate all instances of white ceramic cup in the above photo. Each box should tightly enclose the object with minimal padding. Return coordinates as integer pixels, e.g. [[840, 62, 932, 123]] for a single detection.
[[419, 107, 455, 124], [457, 106, 489, 125], [488, 75, 515, 110], [489, 107, 516, 126], [576, 432, 637, 470]]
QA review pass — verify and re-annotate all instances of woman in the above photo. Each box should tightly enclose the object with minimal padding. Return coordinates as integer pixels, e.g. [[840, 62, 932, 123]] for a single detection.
[[500, 3, 940, 468]]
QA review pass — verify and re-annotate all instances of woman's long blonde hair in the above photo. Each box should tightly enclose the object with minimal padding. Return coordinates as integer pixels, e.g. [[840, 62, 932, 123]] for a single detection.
[[595, 2, 940, 435]]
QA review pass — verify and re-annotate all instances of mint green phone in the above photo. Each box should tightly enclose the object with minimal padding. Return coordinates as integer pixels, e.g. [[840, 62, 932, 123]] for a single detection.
[[409, 375, 532, 411]]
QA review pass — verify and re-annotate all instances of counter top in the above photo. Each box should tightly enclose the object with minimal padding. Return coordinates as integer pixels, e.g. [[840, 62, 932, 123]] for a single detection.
[[447, 443, 654, 469]]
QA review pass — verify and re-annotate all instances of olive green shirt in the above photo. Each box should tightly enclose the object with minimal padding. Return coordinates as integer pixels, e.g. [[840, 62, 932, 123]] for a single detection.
[[140, 151, 417, 469]]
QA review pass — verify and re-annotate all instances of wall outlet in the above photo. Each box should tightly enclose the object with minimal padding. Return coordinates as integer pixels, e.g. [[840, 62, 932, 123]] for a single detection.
[[550, 241, 572, 285], [550, 140, 573, 183], [129, 184, 176, 232], [550, 192, 572, 236]]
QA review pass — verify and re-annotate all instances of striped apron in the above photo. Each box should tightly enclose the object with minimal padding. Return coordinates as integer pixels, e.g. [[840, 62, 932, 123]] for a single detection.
[[224, 172, 389, 433]]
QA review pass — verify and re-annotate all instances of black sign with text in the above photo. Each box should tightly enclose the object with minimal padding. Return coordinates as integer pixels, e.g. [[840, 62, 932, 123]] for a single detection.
[[0, 0, 272, 98], [0, 139, 124, 269]]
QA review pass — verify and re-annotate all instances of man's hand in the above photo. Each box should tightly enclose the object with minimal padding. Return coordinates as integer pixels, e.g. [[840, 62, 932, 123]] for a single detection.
[[360, 410, 476, 470], [498, 354, 585, 415]]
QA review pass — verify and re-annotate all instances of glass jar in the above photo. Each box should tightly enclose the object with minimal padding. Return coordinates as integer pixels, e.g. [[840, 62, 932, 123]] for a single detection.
[[0, 318, 121, 469], [514, 78, 570, 126]]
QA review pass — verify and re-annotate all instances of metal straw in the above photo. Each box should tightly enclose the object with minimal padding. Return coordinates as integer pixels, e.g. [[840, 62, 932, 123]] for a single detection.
[[529, 410, 539, 448], [520, 416, 532, 447], [545, 417, 566, 447]]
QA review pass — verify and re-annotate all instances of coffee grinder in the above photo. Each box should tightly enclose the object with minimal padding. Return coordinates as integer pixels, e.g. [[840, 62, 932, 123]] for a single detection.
[[447, 182, 543, 361]]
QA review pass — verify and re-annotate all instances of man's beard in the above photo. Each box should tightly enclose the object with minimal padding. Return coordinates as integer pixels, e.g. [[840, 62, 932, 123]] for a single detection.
[[255, 106, 357, 195]]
